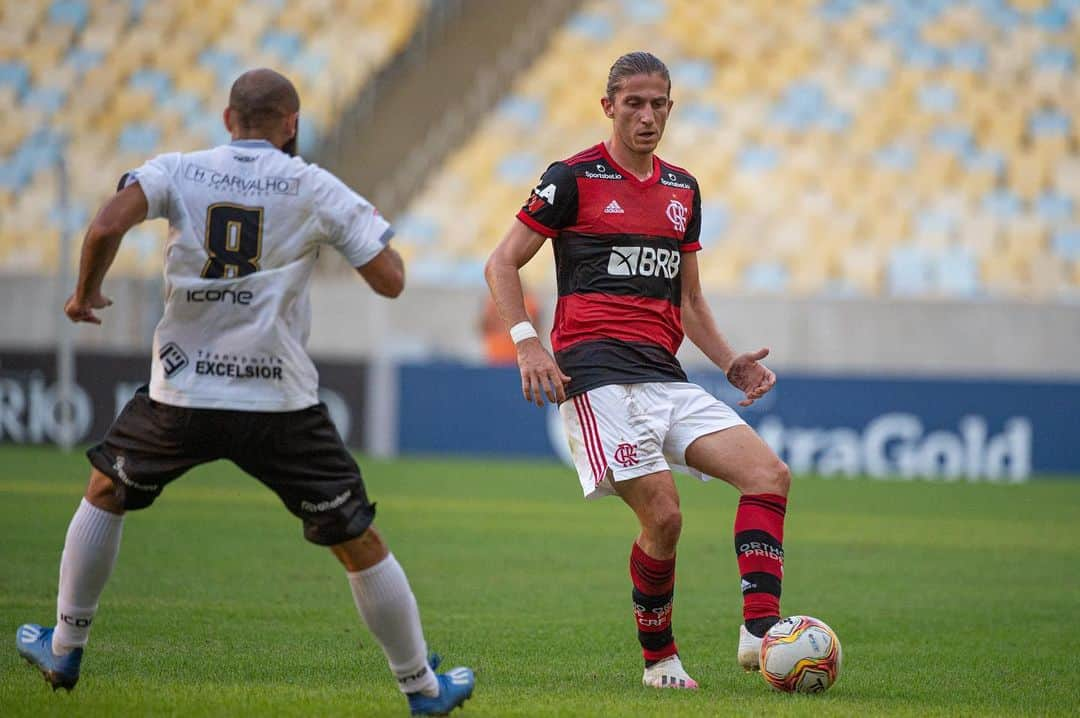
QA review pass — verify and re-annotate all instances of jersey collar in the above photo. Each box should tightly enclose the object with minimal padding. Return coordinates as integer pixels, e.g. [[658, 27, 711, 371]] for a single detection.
[[229, 139, 278, 149], [597, 141, 661, 188]]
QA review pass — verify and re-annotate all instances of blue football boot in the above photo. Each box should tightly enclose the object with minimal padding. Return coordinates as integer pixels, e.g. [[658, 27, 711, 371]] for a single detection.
[[406, 654, 475, 716], [16, 624, 82, 691]]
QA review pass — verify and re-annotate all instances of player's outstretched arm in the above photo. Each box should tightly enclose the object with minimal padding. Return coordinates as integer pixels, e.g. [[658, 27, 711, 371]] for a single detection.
[[680, 252, 776, 407], [65, 183, 149, 324], [357, 246, 405, 298], [484, 221, 570, 407]]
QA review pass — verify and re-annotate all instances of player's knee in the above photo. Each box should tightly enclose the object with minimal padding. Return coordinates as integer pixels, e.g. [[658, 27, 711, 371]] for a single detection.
[[85, 471, 125, 515], [650, 506, 683, 547], [757, 459, 791, 497], [329, 526, 388, 571]]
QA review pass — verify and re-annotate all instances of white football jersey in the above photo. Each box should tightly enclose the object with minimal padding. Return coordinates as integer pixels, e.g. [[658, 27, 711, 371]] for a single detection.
[[126, 139, 391, 411]]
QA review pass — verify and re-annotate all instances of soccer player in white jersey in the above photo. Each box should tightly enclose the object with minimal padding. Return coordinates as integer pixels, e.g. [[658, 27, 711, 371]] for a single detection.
[[15, 68, 474, 715]]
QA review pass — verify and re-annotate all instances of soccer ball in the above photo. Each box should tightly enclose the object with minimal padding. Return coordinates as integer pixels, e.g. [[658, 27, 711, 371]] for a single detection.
[[759, 615, 842, 693]]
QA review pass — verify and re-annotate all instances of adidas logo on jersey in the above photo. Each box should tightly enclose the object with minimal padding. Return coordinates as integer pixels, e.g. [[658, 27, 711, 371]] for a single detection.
[[604, 200, 625, 214]]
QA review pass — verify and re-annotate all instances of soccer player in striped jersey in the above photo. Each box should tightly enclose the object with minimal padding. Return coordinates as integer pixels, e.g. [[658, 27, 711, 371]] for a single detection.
[[485, 52, 790, 688], [15, 68, 473, 715]]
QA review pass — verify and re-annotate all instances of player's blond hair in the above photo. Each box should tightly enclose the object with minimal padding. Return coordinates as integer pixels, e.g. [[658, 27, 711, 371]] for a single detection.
[[606, 51, 671, 100]]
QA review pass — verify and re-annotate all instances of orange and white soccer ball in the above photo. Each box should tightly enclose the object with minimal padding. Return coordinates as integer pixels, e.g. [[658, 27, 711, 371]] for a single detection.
[[759, 615, 842, 693]]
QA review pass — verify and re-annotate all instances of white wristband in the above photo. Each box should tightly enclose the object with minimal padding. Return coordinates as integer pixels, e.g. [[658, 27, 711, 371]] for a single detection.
[[509, 321, 538, 344]]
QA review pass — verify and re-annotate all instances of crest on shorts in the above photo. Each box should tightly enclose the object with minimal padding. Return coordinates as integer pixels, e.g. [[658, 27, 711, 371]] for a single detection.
[[614, 442, 639, 467]]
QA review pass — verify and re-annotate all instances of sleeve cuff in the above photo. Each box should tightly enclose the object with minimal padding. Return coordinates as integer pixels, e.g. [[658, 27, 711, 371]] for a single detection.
[[680, 241, 702, 253], [516, 210, 558, 238]]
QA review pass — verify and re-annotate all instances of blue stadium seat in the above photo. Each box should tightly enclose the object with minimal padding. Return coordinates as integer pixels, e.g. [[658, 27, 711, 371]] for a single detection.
[[1029, 109, 1070, 137], [22, 87, 67, 116], [820, 108, 853, 134], [497, 152, 542, 184], [680, 102, 720, 128], [395, 213, 441, 247], [495, 95, 545, 128], [771, 82, 831, 131], [623, 0, 666, 24], [981, 3, 1023, 30], [934, 246, 980, 296], [128, 0, 152, 21], [697, 201, 729, 244], [818, 0, 858, 22], [1036, 192, 1074, 223], [850, 64, 890, 91], [737, 145, 780, 172], [0, 163, 30, 191], [261, 30, 303, 62], [949, 43, 989, 72], [129, 69, 174, 101], [963, 150, 1005, 176], [743, 262, 789, 293], [566, 12, 614, 42], [0, 61, 31, 99], [874, 143, 917, 171], [118, 123, 161, 156], [49, 202, 89, 234], [1031, 5, 1070, 31], [161, 90, 204, 120], [920, 85, 957, 114], [1051, 226, 1080, 260], [670, 60, 713, 90], [1034, 46, 1075, 71], [982, 189, 1023, 219], [65, 48, 103, 76], [904, 43, 946, 69], [917, 208, 957, 236], [49, 0, 89, 31], [293, 50, 329, 82], [931, 125, 974, 155], [888, 246, 932, 296], [198, 48, 242, 87]]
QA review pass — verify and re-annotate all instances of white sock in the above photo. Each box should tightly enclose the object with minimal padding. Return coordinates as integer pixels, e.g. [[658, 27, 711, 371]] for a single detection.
[[53, 499, 124, 655], [347, 554, 439, 697]]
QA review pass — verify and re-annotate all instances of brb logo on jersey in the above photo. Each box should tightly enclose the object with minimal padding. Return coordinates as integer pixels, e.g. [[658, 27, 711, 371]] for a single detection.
[[666, 199, 688, 233], [607, 246, 681, 279]]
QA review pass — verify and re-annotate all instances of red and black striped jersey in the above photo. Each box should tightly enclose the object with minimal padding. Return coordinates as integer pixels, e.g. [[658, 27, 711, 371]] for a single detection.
[[515, 142, 702, 398]]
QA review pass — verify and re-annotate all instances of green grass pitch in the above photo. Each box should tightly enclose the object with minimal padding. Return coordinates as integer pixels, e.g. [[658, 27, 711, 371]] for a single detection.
[[1, 444, 1078, 716]]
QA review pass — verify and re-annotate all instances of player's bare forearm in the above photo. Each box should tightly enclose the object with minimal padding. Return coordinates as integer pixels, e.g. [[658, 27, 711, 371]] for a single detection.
[[484, 221, 546, 329], [64, 184, 147, 324], [680, 252, 735, 372], [357, 245, 405, 297], [73, 229, 123, 301], [682, 292, 736, 374], [74, 184, 148, 300], [486, 221, 570, 405]]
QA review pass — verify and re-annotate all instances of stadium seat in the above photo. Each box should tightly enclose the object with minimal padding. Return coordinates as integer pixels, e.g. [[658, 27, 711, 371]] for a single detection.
[[0, 0, 426, 275]]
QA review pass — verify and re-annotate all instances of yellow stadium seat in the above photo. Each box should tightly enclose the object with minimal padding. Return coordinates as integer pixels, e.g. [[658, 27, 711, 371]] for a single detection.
[[1004, 216, 1048, 256], [1007, 153, 1050, 202], [980, 254, 1025, 296]]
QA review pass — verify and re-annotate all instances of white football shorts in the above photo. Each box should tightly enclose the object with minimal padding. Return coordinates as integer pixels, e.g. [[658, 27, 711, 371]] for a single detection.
[[559, 382, 746, 499]]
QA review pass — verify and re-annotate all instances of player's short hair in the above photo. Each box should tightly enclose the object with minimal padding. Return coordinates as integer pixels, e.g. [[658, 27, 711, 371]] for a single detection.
[[228, 68, 300, 131], [606, 51, 671, 100]]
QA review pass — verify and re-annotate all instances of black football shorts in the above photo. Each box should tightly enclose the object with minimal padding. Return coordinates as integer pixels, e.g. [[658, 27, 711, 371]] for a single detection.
[[86, 386, 375, 546]]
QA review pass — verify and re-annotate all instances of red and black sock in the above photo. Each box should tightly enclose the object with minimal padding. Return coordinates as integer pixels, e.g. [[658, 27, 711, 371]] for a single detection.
[[734, 493, 787, 637], [630, 542, 677, 666]]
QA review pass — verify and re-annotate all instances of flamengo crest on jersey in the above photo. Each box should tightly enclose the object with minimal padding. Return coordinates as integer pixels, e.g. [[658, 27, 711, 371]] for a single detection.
[[516, 143, 702, 398], [127, 139, 392, 411]]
